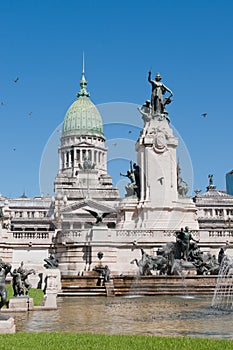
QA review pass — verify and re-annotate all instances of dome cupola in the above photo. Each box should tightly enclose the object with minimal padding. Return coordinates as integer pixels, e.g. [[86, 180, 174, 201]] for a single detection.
[[62, 65, 103, 137]]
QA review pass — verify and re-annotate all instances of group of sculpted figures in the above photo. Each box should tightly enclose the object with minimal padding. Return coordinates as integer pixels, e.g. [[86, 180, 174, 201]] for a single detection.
[[11, 262, 36, 298], [120, 159, 188, 200], [0, 260, 35, 309], [0, 252, 59, 309], [131, 227, 223, 276]]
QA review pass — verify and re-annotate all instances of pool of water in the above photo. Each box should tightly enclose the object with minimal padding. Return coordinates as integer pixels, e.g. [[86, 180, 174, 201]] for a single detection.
[[12, 295, 233, 339]]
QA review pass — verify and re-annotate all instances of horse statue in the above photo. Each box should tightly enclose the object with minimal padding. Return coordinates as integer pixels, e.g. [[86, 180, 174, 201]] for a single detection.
[[131, 249, 168, 275]]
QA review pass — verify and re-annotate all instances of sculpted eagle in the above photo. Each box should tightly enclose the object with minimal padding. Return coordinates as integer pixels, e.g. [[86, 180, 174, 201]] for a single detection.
[[84, 209, 113, 224]]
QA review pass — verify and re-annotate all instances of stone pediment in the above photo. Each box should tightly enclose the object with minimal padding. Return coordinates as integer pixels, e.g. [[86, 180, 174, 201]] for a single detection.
[[61, 198, 116, 215]]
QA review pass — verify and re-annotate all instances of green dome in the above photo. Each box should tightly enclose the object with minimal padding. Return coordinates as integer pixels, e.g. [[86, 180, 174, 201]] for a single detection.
[[62, 70, 104, 136], [62, 96, 104, 136]]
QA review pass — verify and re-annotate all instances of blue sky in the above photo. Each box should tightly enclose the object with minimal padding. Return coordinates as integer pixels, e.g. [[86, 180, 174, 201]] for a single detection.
[[0, 0, 233, 198]]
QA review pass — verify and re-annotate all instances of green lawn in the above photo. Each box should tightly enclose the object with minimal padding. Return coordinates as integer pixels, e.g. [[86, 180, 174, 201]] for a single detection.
[[0, 333, 232, 350]]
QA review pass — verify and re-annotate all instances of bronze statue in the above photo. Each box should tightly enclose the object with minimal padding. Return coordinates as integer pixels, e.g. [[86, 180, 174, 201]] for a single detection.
[[133, 234, 220, 276], [84, 209, 113, 225], [11, 268, 24, 297], [175, 227, 199, 261], [148, 71, 173, 115], [93, 265, 111, 283], [218, 247, 226, 264], [120, 161, 140, 199], [208, 174, 214, 186], [17, 262, 35, 295], [131, 248, 168, 275], [44, 251, 59, 269], [0, 259, 11, 309], [97, 251, 104, 261]]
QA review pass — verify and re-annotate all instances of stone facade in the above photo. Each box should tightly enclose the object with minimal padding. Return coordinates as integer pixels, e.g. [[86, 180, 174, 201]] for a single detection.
[[0, 196, 55, 269], [194, 184, 233, 256]]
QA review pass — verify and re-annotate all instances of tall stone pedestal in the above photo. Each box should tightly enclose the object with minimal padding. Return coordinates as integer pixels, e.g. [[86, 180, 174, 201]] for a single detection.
[[117, 114, 198, 231], [0, 314, 15, 333]]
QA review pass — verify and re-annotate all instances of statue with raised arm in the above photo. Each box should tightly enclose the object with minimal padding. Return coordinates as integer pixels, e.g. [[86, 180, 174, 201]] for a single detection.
[[120, 161, 140, 198], [148, 71, 173, 115]]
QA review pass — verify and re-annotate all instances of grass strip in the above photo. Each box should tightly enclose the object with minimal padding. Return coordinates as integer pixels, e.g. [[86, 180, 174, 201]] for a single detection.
[[0, 333, 232, 350]]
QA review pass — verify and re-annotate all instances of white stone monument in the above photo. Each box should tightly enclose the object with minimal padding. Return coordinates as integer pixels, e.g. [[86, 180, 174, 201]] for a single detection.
[[117, 72, 198, 231]]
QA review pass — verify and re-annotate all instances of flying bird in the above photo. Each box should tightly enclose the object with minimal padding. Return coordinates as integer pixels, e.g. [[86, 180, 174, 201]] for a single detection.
[[158, 176, 164, 185], [84, 209, 112, 224], [128, 130, 132, 134], [112, 143, 117, 147], [13, 77, 19, 83], [28, 112, 32, 116], [201, 113, 207, 117]]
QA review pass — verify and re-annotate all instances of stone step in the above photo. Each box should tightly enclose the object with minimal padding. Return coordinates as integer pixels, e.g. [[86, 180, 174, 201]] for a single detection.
[[60, 275, 218, 296]]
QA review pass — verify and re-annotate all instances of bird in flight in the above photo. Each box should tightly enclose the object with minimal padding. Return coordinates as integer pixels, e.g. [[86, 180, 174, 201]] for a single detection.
[[201, 113, 207, 117], [28, 112, 32, 116], [112, 143, 117, 147], [13, 77, 19, 83], [128, 130, 132, 134]]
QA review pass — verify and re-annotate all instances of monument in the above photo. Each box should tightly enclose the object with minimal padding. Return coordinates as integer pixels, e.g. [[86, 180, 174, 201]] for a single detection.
[[117, 71, 198, 231]]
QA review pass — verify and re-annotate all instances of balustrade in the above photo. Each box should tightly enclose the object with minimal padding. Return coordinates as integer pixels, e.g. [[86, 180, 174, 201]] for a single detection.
[[12, 231, 51, 240]]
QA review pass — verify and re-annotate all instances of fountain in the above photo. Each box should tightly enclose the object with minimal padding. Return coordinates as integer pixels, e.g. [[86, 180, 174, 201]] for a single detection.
[[212, 255, 233, 310], [11, 295, 233, 338]]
